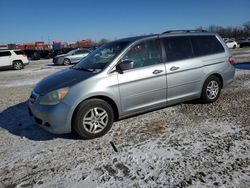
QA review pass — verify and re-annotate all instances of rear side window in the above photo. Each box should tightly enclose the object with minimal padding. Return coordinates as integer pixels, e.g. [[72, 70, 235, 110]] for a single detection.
[[75, 50, 85, 54], [14, 50, 25, 55], [75, 50, 89, 54], [0, 51, 11, 57], [191, 36, 224, 57], [163, 37, 193, 62]]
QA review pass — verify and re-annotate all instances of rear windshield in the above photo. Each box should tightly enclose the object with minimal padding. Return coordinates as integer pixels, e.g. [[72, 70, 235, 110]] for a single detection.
[[14, 50, 25, 55]]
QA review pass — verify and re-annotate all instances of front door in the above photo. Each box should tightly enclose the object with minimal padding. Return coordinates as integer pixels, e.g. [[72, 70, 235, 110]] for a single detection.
[[117, 39, 167, 115]]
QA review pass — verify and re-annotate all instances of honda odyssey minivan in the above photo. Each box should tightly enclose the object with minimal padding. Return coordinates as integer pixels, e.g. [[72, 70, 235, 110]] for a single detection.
[[28, 30, 235, 139]]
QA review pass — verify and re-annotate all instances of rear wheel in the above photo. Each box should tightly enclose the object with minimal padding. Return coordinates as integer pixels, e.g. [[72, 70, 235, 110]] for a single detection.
[[63, 58, 71, 66], [200, 76, 222, 103], [233, 45, 236, 49], [73, 99, 114, 139], [13, 61, 23, 70]]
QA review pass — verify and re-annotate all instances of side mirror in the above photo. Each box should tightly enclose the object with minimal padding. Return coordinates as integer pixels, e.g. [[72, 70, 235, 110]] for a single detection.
[[117, 60, 134, 72]]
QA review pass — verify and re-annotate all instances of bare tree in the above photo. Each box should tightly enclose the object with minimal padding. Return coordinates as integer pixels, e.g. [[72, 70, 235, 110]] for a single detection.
[[98, 38, 109, 46], [243, 21, 250, 31], [207, 21, 250, 39]]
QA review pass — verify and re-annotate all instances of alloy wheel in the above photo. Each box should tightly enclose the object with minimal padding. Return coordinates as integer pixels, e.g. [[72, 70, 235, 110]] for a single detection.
[[14, 62, 22, 70], [82, 107, 108, 134], [206, 80, 219, 100]]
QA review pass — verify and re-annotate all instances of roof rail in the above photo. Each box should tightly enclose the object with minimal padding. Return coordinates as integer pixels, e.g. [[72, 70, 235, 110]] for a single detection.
[[162, 30, 208, 34]]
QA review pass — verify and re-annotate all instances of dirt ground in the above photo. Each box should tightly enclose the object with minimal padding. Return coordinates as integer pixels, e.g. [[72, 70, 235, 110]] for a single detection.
[[0, 48, 249, 188]]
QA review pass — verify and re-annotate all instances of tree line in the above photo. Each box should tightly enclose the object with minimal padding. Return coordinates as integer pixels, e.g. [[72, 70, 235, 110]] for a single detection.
[[94, 21, 250, 46], [200, 21, 250, 39]]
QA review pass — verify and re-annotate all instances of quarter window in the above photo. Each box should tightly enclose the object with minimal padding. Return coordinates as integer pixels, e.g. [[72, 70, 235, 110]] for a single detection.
[[122, 39, 161, 69], [190, 36, 224, 56], [0, 51, 11, 57], [163, 37, 193, 62]]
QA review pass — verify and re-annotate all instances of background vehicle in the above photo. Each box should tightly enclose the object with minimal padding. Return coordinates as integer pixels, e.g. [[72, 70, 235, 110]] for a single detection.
[[0, 50, 29, 70], [53, 48, 90, 65], [4, 39, 94, 60], [237, 38, 250, 48], [28, 30, 235, 139], [225, 39, 239, 49]]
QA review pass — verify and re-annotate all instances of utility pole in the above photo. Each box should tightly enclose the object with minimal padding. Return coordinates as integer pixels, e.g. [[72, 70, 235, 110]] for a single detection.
[[48, 35, 50, 45]]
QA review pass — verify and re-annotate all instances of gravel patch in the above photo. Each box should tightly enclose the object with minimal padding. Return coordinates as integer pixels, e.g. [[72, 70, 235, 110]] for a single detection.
[[0, 59, 249, 187]]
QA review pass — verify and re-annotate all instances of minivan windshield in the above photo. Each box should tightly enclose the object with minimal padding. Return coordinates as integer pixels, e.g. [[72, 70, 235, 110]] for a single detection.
[[73, 41, 130, 71]]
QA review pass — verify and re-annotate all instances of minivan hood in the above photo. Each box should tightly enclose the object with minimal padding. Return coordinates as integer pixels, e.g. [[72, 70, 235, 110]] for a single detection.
[[34, 68, 94, 95]]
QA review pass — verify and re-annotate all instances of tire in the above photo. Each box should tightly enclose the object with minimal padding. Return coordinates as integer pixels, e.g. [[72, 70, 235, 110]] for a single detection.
[[73, 99, 114, 139], [233, 45, 236, 49], [63, 58, 71, 66], [200, 75, 222, 103], [13, 61, 23, 70]]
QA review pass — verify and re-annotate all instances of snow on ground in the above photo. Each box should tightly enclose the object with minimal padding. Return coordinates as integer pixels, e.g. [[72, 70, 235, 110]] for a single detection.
[[0, 60, 65, 88], [0, 57, 250, 188]]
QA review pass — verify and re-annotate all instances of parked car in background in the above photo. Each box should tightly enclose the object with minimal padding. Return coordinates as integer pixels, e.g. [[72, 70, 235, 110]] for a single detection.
[[53, 48, 90, 65], [237, 38, 250, 48], [0, 50, 29, 70], [225, 39, 239, 49], [223, 38, 229, 42], [28, 30, 235, 139]]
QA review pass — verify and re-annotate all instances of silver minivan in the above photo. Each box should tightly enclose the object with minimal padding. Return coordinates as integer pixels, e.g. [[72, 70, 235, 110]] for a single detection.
[[28, 30, 235, 139]]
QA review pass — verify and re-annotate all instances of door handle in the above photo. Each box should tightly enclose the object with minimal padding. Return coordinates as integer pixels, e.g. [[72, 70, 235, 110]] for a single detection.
[[170, 66, 180, 71], [152, 69, 163, 74]]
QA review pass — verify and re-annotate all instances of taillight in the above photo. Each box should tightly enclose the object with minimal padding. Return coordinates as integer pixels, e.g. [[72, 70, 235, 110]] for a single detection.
[[22, 54, 27, 57], [228, 56, 235, 65]]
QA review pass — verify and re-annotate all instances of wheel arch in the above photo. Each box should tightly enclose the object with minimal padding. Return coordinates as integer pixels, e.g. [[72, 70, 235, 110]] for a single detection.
[[204, 73, 224, 89], [64, 58, 71, 61], [71, 95, 120, 131], [12, 59, 23, 64]]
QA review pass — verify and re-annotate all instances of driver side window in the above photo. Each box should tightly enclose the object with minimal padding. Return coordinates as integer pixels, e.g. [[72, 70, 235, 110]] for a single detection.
[[122, 39, 161, 69]]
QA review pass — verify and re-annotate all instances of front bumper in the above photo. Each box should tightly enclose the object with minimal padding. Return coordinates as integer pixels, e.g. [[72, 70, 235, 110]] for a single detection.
[[28, 100, 72, 134], [53, 57, 64, 65]]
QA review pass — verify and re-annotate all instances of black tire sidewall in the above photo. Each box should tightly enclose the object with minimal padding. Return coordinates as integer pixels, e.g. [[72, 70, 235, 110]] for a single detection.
[[73, 99, 114, 139], [201, 76, 222, 103]]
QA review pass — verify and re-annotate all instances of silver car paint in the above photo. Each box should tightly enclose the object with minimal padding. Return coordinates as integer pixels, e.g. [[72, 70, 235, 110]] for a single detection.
[[53, 49, 89, 65], [28, 33, 235, 134]]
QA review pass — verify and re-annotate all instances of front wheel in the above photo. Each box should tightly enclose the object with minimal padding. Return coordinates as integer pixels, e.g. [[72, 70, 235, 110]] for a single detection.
[[200, 76, 222, 103], [13, 61, 23, 70], [63, 58, 71, 66], [73, 99, 114, 139]]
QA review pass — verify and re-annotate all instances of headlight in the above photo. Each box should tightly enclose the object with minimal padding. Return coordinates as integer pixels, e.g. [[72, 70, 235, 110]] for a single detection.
[[39, 87, 69, 105]]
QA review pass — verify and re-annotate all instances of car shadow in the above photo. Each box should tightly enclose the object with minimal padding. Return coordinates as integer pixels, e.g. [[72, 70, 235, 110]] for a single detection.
[[0, 102, 80, 141], [47, 63, 57, 66]]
